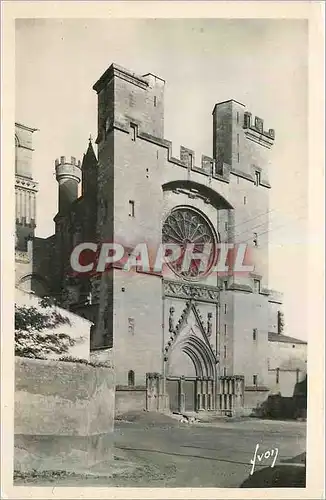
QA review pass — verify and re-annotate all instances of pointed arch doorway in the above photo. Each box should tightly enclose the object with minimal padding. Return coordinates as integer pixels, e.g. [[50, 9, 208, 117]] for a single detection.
[[165, 334, 217, 413]]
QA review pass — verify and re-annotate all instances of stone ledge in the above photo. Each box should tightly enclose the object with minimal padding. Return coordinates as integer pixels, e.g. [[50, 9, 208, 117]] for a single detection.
[[245, 386, 270, 392], [116, 385, 146, 392]]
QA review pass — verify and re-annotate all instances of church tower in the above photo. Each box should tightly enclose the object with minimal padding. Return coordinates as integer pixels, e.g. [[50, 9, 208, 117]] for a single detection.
[[15, 122, 38, 251]]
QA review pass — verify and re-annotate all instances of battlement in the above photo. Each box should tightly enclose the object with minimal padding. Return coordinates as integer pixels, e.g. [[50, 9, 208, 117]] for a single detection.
[[55, 156, 81, 168], [112, 119, 270, 187], [94, 62, 274, 185], [243, 111, 275, 141], [93, 63, 150, 93], [55, 155, 82, 187], [268, 289, 283, 304]]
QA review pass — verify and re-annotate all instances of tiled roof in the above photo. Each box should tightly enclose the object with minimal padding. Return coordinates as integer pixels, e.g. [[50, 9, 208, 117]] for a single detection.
[[268, 332, 307, 345]]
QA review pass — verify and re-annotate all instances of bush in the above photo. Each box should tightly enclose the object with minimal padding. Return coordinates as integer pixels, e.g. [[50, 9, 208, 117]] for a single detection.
[[15, 298, 75, 359], [58, 356, 112, 368]]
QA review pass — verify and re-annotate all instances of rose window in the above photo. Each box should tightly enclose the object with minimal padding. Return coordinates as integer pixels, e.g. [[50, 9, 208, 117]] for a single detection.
[[162, 207, 217, 280]]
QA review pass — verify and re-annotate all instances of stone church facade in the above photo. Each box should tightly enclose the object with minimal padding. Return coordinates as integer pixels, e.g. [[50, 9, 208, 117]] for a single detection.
[[15, 63, 307, 415]]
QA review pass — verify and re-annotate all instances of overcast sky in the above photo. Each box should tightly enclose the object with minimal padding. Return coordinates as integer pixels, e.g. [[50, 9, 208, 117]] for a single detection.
[[15, 18, 308, 339]]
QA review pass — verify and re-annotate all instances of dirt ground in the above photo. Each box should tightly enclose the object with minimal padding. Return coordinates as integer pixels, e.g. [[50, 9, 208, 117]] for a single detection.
[[14, 411, 306, 488]]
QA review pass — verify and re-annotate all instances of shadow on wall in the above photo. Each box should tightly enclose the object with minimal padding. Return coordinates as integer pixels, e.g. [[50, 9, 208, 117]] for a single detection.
[[251, 376, 307, 420]]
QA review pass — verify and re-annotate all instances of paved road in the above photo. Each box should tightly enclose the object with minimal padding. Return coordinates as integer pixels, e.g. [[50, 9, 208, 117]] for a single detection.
[[111, 418, 306, 487]]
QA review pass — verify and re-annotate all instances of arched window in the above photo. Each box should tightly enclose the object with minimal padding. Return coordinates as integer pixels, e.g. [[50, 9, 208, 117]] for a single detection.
[[128, 370, 135, 386]]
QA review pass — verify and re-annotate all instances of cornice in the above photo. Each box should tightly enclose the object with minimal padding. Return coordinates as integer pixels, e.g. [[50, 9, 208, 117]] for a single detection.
[[15, 176, 38, 192]]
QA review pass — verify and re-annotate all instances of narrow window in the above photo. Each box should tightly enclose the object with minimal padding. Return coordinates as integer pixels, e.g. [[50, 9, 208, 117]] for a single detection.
[[128, 317, 135, 335], [223, 280, 228, 290], [237, 134, 239, 146], [236, 112, 239, 124], [130, 125, 136, 142], [153, 96, 157, 107], [224, 345, 227, 358], [225, 221, 228, 231], [189, 153, 193, 168], [253, 375, 257, 386], [276, 368, 280, 384], [129, 200, 135, 217], [224, 304, 227, 314], [253, 232, 258, 247], [253, 279, 261, 294], [243, 196, 247, 205], [296, 368, 300, 383], [128, 370, 135, 386], [224, 324, 227, 336], [253, 328, 257, 341], [223, 367, 227, 376], [277, 311, 284, 334], [254, 171, 261, 186], [237, 152, 240, 163]]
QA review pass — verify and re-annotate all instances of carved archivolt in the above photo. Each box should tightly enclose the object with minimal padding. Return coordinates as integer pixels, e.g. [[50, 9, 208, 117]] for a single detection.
[[164, 300, 218, 370]]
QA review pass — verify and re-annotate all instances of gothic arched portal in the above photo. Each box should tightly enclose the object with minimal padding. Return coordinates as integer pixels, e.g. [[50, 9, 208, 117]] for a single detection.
[[165, 334, 217, 413]]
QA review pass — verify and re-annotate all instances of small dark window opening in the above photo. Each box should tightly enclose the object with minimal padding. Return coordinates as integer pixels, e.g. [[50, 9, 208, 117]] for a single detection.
[[276, 368, 280, 384], [153, 96, 157, 107], [129, 200, 135, 217], [253, 328, 257, 341], [254, 171, 261, 186], [189, 153, 193, 168], [253, 279, 261, 294], [253, 232, 258, 247], [128, 370, 135, 386], [253, 375, 257, 386]]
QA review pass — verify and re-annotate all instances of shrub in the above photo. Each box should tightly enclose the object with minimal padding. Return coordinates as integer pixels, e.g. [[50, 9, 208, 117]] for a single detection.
[[15, 297, 75, 359]]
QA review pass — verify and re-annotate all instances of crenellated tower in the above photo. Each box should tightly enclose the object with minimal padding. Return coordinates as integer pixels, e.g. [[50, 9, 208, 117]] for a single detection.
[[55, 156, 82, 214]]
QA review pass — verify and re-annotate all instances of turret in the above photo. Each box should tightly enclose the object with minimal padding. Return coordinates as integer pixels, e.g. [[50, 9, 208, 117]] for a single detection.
[[55, 156, 81, 214], [81, 138, 98, 198]]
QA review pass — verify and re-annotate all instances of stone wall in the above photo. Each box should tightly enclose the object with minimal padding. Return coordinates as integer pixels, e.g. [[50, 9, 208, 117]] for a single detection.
[[244, 388, 270, 416], [115, 386, 147, 415], [14, 357, 115, 473]]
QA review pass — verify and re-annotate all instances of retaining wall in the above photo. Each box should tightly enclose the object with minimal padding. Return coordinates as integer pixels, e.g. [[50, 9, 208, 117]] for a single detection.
[[14, 357, 115, 474]]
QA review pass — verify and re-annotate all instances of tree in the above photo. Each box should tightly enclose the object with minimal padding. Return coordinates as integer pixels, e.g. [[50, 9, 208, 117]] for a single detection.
[[15, 297, 76, 359], [277, 311, 285, 334]]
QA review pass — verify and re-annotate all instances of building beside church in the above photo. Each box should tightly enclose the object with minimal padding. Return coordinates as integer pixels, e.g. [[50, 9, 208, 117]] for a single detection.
[[15, 63, 307, 415]]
